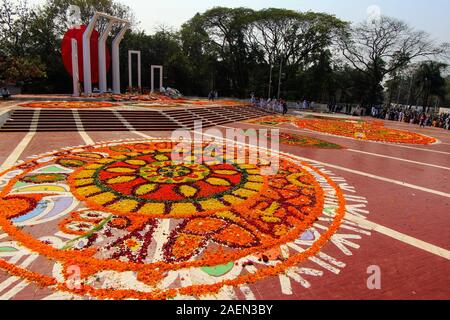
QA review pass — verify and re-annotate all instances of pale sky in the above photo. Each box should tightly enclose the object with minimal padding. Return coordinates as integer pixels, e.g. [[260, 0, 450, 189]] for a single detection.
[[28, 0, 450, 43]]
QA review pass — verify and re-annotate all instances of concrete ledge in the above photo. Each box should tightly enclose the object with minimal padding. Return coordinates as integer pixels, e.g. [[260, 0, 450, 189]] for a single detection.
[[0, 109, 12, 127]]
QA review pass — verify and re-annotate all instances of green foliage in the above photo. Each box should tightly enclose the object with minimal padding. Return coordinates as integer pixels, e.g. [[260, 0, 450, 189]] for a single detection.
[[179, 7, 347, 98], [386, 61, 448, 107], [1, 0, 447, 105], [0, 56, 46, 85]]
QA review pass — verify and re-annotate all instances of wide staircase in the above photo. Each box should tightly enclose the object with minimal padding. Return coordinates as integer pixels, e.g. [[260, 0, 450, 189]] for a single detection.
[[0, 106, 272, 132]]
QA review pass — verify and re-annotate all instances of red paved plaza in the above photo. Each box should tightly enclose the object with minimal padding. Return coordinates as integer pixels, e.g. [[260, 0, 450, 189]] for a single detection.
[[0, 100, 448, 300]]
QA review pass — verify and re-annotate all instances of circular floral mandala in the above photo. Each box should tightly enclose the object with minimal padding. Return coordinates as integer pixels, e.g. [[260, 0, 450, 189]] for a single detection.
[[246, 116, 437, 145], [295, 118, 437, 145], [0, 139, 353, 300], [68, 148, 260, 218], [20, 101, 117, 109]]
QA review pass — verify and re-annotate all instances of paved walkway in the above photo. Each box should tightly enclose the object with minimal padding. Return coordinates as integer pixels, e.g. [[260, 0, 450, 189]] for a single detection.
[[0, 103, 448, 300]]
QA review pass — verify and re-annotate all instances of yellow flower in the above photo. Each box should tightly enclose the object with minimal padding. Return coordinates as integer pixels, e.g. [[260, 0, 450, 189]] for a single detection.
[[77, 185, 102, 197], [170, 203, 197, 215], [135, 184, 157, 196], [73, 178, 94, 187], [215, 210, 239, 221], [233, 188, 257, 198], [108, 199, 138, 212], [213, 170, 238, 175], [206, 178, 230, 186], [106, 167, 135, 173], [155, 155, 169, 161], [139, 203, 165, 215], [125, 159, 147, 166], [179, 185, 198, 198], [106, 176, 136, 184], [247, 175, 263, 182], [244, 182, 263, 191], [75, 170, 96, 179], [222, 195, 244, 205], [200, 199, 226, 211], [88, 192, 117, 205]]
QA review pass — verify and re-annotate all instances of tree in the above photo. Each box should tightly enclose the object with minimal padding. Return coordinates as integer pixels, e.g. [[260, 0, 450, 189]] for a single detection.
[[0, 0, 35, 56], [0, 55, 46, 85], [247, 10, 346, 67], [245, 9, 346, 98], [0, 0, 46, 85], [41, 0, 136, 36], [339, 16, 449, 108], [179, 14, 218, 95], [412, 61, 448, 108], [385, 61, 448, 108], [194, 7, 254, 97]]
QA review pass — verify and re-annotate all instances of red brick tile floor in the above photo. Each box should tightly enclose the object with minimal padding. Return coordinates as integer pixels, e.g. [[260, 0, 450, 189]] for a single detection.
[[0, 107, 448, 300]]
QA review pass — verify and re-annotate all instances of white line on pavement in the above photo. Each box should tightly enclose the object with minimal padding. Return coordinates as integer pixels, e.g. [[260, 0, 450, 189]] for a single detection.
[[346, 149, 450, 171], [215, 126, 450, 198], [0, 109, 40, 171], [72, 109, 94, 145], [281, 153, 450, 198], [238, 122, 450, 155], [234, 122, 449, 169], [198, 128, 450, 258], [120, 130, 450, 260], [346, 214, 450, 260], [113, 110, 136, 131]]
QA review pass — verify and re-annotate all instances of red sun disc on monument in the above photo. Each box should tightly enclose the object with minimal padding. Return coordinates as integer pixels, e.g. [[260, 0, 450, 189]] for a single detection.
[[61, 25, 111, 83]]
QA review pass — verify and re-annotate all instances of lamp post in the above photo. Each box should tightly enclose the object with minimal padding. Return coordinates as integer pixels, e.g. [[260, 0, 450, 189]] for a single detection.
[[268, 63, 273, 100], [406, 74, 414, 107], [277, 56, 283, 99], [423, 76, 430, 113]]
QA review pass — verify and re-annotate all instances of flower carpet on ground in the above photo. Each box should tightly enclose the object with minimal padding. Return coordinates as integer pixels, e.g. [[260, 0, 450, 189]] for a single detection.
[[295, 118, 437, 144], [20, 101, 117, 109], [18, 98, 245, 110], [246, 116, 343, 148], [0, 138, 371, 300], [109, 93, 246, 108], [247, 115, 436, 145], [246, 115, 296, 126], [271, 132, 343, 149]]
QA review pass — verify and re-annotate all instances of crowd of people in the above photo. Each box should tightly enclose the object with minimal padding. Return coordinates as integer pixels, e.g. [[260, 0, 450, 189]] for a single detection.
[[372, 106, 450, 130], [250, 93, 450, 130], [251, 94, 288, 115]]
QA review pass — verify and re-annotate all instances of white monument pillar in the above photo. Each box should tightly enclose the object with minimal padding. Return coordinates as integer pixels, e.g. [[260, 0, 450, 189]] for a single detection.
[[98, 20, 114, 93], [71, 39, 80, 97], [128, 50, 141, 90], [79, 12, 130, 95], [112, 23, 130, 94], [82, 13, 99, 95], [150, 65, 163, 93]]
